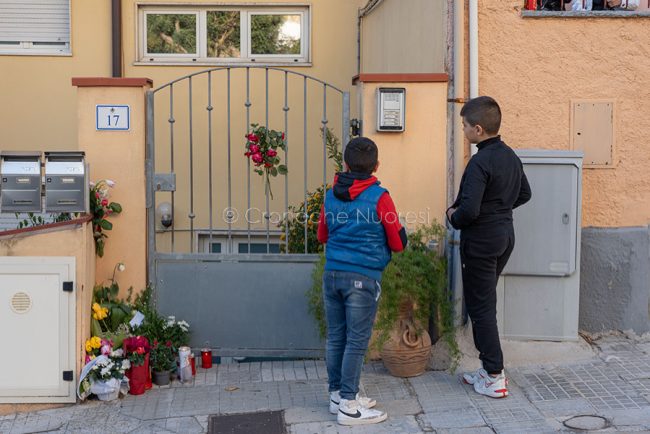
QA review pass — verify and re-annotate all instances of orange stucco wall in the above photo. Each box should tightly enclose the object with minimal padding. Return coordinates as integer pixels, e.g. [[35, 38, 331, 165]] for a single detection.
[[477, 1, 650, 228]]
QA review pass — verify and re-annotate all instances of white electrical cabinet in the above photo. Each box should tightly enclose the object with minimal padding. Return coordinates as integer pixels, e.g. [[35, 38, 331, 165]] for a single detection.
[[498, 150, 583, 341], [0, 257, 76, 403]]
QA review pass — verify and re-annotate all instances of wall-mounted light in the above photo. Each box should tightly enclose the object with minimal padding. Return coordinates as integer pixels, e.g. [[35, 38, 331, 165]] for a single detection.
[[156, 201, 172, 229]]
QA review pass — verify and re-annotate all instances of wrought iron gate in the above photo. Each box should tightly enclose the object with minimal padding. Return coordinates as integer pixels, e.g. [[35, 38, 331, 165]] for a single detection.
[[146, 67, 350, 357]]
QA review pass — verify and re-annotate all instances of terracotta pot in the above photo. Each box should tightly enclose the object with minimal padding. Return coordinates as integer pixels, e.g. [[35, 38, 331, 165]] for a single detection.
[[379, 302, 432, 378]]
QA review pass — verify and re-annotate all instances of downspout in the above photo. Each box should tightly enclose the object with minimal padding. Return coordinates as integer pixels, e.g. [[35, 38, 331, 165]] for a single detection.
[[111, 0, 122, 77], [357, 0, 385, 75], [469, 0, 479, 155], [469, 0, 478, 100]]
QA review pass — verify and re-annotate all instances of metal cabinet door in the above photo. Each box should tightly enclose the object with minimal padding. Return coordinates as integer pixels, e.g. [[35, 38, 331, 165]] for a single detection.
[[503, 162, 579, 276]]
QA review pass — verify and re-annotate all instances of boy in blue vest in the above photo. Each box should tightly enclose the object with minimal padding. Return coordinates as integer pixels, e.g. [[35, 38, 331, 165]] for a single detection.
[[317, 136, 407, 426]]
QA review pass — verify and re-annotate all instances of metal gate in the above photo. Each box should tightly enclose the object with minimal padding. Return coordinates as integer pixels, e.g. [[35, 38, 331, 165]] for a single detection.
[[146, 67, 350, 357]]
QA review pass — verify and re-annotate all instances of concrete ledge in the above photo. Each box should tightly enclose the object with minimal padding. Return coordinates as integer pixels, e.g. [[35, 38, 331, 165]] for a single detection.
[[522, 10, 650, 18]]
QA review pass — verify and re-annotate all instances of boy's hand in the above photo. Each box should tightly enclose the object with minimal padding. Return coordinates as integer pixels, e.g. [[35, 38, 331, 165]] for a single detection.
[[446, 207, 457, 221]]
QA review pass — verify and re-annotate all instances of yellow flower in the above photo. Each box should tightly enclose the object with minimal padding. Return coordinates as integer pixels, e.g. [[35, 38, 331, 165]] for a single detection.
[[85, 341, 92, 352], [92, 303, 101, 313], [92, 312, 99, 320], [90, 336, 101, 349]]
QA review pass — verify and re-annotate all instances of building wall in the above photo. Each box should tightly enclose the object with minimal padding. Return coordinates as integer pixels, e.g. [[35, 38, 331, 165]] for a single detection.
[[478, 0, 650, 229], [0, 1, 112, 152], [361, 0, 447, 74], [360, 81, 449, 227], [478, 1, 650, 333]]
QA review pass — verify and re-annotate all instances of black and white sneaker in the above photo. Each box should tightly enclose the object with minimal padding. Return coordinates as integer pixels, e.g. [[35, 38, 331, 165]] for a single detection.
[[329, 391, 377, 414], [337, 398, 387, 426]]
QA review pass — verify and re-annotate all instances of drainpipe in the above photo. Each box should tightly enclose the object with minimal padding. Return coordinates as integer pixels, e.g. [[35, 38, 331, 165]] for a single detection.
[[452, 0, 466, 196], [357, 0, 385, 75], [469, 0, 479, 155], [111, 0, 122, 77]]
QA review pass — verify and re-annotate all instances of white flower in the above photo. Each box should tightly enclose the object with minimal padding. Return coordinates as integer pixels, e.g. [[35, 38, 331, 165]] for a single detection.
[[105, 179, 115, 187], [122, 359, 131, 370], [117, 263, 126, 272], [111, 349, 124, 358], [100, 367, 111, 377], [178, 320, 190, 332]]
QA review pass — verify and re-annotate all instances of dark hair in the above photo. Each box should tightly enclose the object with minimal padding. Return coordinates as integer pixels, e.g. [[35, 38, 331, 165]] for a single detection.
[[460, 96, 502, 135], [344, 137, 378, 174]]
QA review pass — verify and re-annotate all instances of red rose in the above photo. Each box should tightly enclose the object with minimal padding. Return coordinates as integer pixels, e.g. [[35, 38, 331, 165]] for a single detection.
[[249, 144, 260, 154], [281, 132, 285, 140], [251, 153, 264, 164], [264, 162, 273, 168], [101, 199, 108, 207], [136, 347, 145, 355], [266, 149, 277, 157], [244, 151, 251, 157], [165, 340, 172, 347], [246, 133, 259, 143], [95, 192, 100, 199]]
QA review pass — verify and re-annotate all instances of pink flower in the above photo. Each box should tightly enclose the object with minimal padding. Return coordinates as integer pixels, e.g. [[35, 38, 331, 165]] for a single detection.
[[95, 192, 100, 199], [266, 149, 277, 158], [244, 151, 251, 157], [281, 132, 285, 140], [251, 153, 264, 164], [249, 144, 260, 154], [101, 199, 108, 207], [246, 133, 259, 143], [136, 347, 145, 355], [165, 340, 172, 347]]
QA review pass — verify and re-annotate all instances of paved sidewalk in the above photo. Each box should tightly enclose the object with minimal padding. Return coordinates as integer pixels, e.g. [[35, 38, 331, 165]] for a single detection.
[[1, 334, 649, 433]]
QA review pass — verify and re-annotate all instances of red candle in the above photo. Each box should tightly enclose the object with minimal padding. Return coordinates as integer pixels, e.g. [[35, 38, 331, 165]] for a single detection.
[[201, 348, 212, 368], [189, 354, 196, 375]]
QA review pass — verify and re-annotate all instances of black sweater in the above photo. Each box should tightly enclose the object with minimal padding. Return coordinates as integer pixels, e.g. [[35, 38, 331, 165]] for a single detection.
[[449, 136, 531, 232]]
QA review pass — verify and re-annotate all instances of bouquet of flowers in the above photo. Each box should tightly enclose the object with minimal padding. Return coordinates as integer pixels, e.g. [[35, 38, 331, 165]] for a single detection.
[[90, 179, 123, 257], [79, 339, 130, 401], [123, 335, 151, 367], [244, 124, 287, 199]]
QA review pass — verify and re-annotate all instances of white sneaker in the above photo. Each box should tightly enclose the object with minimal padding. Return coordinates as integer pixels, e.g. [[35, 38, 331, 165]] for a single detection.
[[473, 371, 509, 398], [461, 367, 488, 385], [329, 391, 377, 414], [337, 398, 387, 426]]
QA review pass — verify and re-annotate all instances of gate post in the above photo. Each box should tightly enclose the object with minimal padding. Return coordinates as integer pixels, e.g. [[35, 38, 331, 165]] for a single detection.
[[72, 77, 152, 295]]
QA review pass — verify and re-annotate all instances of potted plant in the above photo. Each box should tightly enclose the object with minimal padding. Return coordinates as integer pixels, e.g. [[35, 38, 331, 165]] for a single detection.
[[309, 222, 457, 377], [150, 340, 176, 386]]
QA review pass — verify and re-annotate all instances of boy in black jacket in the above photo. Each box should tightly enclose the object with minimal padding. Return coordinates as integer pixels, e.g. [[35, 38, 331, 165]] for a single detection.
[[447, 96, 531, 398]]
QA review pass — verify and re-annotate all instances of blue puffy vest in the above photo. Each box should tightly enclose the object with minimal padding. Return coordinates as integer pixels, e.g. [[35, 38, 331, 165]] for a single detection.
[[324, 183, 391, 281]]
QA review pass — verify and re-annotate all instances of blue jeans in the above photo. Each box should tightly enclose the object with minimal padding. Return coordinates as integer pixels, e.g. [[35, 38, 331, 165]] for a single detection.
[[323, 270, 381, 400]]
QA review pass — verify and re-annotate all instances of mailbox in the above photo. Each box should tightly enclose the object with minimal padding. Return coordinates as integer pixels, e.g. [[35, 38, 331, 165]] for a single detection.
[[0, 152, 42, 213], [44, 152, 88, 213]]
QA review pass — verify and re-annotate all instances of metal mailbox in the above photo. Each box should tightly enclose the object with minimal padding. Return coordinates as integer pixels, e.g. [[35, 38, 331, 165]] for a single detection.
[[44, 152, 88, 213], [0, 152, 42, 213]]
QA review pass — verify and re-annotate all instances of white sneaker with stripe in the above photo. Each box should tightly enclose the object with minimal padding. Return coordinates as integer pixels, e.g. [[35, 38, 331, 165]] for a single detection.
[[473, 371, 509, 398], [329, 391, 377, 414], [337, 398, 387, 426]]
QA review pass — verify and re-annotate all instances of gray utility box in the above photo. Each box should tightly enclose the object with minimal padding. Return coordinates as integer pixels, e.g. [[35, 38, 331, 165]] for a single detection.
[[0, 152, 42, 213], [497, 150, 583, 341], [44, 152, 88, 213]]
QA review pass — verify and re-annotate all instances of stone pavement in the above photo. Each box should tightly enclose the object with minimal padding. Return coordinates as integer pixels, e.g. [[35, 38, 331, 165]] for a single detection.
[[1, 333, 650, 433]]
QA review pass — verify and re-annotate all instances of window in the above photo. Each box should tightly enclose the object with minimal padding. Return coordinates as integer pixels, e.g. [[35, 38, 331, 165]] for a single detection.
[[0, 1, 71, 55], [198, 231, 282, 254], [139, 5, 309, 64]]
